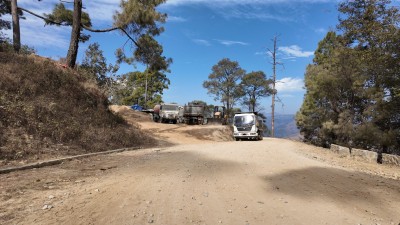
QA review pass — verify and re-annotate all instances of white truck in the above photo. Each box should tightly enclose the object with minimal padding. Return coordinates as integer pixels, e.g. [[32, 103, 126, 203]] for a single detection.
[[153, 103, 179, 124], [233, 112, 264, 141]]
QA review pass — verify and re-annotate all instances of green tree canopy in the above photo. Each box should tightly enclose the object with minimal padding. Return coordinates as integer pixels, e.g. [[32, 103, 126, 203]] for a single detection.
[[116, 70, 168, 107], [203, 58, 245, 117], [81, 42, 119, 87], [240, 71, 273, 112], [44, 3, 92, 42], [296, 0, 400, 154]]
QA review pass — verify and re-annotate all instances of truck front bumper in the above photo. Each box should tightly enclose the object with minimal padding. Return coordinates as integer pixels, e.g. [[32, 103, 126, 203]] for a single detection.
[[233, 132, 258, 139]]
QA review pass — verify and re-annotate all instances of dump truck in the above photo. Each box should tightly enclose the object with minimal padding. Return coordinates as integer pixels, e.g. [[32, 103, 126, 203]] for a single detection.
[[153, 103, 179, 124], [183, 102, 206, 125], [233, 112, 264, 141]]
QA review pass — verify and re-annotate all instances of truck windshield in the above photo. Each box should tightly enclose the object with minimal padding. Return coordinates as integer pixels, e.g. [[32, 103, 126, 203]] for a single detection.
[[162, 105, 178, 111], [234, 115, 255, 127]]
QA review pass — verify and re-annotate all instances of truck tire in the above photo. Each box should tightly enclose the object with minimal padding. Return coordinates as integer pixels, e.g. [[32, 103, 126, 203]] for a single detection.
[[258, 132, 263, 140]]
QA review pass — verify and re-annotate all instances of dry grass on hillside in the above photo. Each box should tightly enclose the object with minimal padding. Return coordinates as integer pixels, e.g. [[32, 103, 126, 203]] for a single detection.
[[0, 53, 156, 165]]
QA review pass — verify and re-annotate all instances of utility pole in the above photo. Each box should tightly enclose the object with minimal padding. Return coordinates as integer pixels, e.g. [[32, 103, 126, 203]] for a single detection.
[[268, 35, 280, 138], [144, 68, 148, 109]]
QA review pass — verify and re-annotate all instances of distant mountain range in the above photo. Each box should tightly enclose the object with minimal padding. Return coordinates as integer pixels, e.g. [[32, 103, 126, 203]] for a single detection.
[[263, 114, 301, 139]]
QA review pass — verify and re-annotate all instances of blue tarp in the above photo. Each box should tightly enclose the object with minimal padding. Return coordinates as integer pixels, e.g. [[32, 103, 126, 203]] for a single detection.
[[131, 104, 143, 111]]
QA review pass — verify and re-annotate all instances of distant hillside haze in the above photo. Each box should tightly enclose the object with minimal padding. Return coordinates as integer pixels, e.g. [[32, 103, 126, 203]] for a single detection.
[[264, 114, 301, 139]]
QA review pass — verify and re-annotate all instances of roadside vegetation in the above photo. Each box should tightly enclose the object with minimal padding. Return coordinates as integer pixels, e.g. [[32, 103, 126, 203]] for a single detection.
[[1, 0, 399, 164], [296, 0, 400, 155], [0, 52, 155, 163]]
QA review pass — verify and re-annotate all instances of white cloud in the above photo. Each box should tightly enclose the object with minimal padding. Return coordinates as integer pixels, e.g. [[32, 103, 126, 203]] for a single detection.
[[5, 0, 119, 52], [314, 28, 327, 34], [216, 39, 248, 46], [217, 8, 295, 22], [167, 16, 187, 22], [18, 0, 119, 24], [162, 0, 339, 23], [3, 14, 69, 49], [193, 39, 211, 46], [275, 77, 304, 92], [165, 0, 335, 6], [278, 45, 314, 58]]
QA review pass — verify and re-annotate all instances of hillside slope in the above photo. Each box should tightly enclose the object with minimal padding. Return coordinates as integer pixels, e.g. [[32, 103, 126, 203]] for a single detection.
[[0, 53, 155, 165]]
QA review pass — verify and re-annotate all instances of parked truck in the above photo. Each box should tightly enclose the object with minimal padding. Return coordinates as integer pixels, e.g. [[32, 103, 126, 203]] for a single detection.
[[183, 102, 206, 125], [153, 103, 179, 124], [233, 112, 264, 141]]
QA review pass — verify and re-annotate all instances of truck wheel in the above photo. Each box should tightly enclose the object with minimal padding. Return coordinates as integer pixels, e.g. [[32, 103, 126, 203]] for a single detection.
[[173, 120, 177, 124]]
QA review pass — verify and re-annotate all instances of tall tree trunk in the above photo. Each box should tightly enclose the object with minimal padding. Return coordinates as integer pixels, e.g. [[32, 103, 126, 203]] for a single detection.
[[11, 0, 20, 53], [66, 0, 82, 68], [270, 36, 279, 138]]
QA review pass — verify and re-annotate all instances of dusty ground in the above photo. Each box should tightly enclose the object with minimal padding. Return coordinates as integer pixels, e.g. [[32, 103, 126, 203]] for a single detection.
[[1, 106, 400, 225]]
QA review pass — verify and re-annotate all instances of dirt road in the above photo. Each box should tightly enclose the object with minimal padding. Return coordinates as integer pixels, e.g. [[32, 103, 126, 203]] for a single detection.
[[1, 108, 400, 225]]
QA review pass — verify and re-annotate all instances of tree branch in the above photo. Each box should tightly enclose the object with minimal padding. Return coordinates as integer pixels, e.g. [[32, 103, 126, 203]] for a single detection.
[[19, 7, 140, 48], [18, 7, 64, 26], [81, 24, 139, 48]]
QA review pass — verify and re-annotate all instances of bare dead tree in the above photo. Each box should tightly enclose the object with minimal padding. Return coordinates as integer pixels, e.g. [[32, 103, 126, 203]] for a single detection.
[[267, 35, 283, 138]]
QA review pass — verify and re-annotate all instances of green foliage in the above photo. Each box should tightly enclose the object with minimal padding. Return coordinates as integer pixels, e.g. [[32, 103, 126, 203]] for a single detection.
[[115, 33, 171, 109], [81, 42, 119, 87], [203, 58, 246, 117], [240, 71, 273, 112], [44, 3, 92, 42], [113, 70, 169, 108], [113, 0, 167, 37], [297, 0, 400, 154], [134, 34, 172, 72], [0, 38, 36, 54], [0, 1, 11, 33]]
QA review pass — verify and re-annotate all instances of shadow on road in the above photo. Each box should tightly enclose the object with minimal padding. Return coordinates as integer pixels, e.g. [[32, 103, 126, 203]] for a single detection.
[[261, 167, 400, 205]]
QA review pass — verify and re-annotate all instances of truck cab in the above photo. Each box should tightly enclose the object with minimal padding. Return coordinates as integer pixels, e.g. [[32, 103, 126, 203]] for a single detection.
[[153, 103, 179, 124], [233, 112, 264, 141]]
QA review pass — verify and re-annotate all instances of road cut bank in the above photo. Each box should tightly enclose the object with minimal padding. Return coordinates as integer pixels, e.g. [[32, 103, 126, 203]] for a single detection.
[[330, 144, 400, 166]]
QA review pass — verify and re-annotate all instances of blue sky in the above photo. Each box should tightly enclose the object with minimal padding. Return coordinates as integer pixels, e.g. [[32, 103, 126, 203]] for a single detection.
[[5, 0, 344, 114]]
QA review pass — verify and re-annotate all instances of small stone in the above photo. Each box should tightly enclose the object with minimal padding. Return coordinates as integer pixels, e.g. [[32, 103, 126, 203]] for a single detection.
[[148, 219, 154, 223], [199, 202, 203, 205], [42, 204, 53, 210], [95, 189, 100, 192], [203, 192, 209, 197], [228, 210, 232, 213], [48, 195, 55, 199], [146, 201, 152, 204], [218, 220, 222, 223]]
